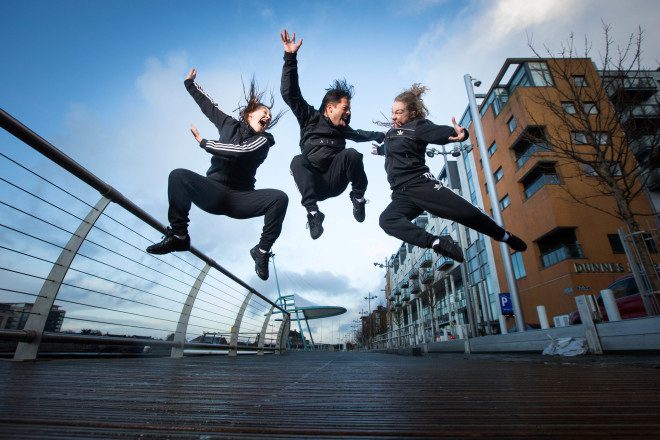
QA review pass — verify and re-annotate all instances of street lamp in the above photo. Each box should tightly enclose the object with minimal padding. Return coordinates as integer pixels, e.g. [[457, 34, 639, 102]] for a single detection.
[[424, 144, 479, 337], [464, 73, 525, 332]]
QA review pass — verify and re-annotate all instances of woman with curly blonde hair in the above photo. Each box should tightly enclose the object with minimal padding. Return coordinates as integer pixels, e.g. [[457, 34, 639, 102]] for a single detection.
[[374, 84, 526, 262]]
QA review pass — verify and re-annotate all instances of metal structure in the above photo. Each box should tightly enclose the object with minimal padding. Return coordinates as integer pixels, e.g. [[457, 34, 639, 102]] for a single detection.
[[0, 108, 289, 358], [464, 74, 525, 331]]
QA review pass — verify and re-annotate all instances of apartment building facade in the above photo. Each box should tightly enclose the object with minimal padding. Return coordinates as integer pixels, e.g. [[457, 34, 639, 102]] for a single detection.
[[380, 58, 658, 344]]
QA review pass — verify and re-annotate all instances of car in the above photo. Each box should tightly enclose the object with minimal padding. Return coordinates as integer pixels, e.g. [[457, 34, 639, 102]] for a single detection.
[[568, 274, 648, 324]]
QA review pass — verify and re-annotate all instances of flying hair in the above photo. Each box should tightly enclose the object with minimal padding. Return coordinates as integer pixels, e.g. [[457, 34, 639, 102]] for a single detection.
[[237, 76, 285, 128], [320, 78, 354, 113], [395, 83, 430, 120], [374, 83, 430, 127]]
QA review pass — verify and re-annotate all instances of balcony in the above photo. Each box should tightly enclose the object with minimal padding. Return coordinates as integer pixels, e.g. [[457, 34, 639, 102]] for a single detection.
[[435, 254, 453, 271], [620, 104, 660, 128], [420, 250, 433, 268], [515, 142, 549, 169], [415, 215, 429, 229], [409, 269, 419, 280], [421, 267, 434, 284], [410, 278, 421, 294], [524, 173, 561, 199], [605, 76, 657, 102], [629, 135, 657, 160], [400, 279, 409, 288], [540, 244, 585, 268]]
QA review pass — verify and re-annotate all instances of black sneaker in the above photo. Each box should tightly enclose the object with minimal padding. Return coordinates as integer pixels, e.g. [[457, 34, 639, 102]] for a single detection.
[[250, 245, 272, 280], [505, 232, 527, 252], [146, 228, 190, 254], [432, 235, 464, 263], [306, 211, 325, 240], [350, 193, 367, 223]]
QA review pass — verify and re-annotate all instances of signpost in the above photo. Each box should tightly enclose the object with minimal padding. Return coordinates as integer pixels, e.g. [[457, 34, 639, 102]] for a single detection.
[[499, 293, 513, 316]]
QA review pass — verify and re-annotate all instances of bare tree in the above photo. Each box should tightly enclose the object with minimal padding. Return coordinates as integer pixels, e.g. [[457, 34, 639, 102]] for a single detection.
[[418, 273, 440, 339], [526, 24, 660, 304]]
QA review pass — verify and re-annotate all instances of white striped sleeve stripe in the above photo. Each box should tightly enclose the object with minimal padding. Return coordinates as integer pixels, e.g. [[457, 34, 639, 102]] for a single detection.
[[204, 136, 268, 153], [193, 81, 219, 107]]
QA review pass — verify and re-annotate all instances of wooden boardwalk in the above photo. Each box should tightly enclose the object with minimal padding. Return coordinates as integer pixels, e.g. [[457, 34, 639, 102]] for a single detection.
[[1, 351, 659, 439]]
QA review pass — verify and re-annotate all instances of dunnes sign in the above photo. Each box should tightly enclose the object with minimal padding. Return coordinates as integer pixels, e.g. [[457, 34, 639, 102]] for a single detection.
[[574, 262, 626, 273]]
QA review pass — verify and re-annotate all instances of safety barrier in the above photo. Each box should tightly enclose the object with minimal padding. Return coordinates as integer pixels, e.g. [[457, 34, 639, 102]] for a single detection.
[[0, 108, 289, 359]]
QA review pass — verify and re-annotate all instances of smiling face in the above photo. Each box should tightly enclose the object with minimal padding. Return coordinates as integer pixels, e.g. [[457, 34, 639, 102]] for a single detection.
[[391, 100, 412, 128], [324, 97, 351, 128], [247, 105, 271, 133]]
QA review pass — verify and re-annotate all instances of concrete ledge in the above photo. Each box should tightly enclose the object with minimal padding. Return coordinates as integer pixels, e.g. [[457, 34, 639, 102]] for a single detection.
[[383, 316, 660, 354]]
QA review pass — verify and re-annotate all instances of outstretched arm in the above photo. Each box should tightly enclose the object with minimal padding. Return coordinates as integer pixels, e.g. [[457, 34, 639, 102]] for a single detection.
[[190, 124, 268, 158], [184, 68, 239, 135], [280, 29, 314, 125], [417, 117, 469, 145], [344, 127, 386, 144]]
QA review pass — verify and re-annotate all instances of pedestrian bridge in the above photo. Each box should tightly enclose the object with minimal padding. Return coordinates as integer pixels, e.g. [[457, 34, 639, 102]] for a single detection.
[[1, 351, 660, 438], [2, 106, 660, 438]]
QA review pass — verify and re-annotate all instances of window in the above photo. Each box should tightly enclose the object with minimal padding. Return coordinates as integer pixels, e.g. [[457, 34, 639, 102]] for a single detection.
[[494, 167, 504, 182], [572, 75, 588, 87], [607, 234, 626, 254], [572, 131, 588, 144], [499, 194, 510, 210], [562, 102, 576, 114], [511, 252, 526, 279], [595, 132, 609, 144], [583, 102, 598, 115], [513, 126, 548, 169], [538, 227, 585, 268], [508, 116, 517, 133], [584, 162, 622, 177], [521, 163, 560, 199], [528, 62, 554, 86], [488, 142, 497, 157]]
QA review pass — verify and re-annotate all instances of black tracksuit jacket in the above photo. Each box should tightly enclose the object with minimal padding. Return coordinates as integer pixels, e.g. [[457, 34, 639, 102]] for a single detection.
[[280, 52, 384, 171], [376, 119, 469, 189], [185, 78, 274, 191]]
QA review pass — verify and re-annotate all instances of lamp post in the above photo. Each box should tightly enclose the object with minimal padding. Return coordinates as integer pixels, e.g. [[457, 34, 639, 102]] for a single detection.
[[464, 73, 525, 332], [364, 293, 378, 348], [373, 258, 394, 347], [426, 143, 480, 337]]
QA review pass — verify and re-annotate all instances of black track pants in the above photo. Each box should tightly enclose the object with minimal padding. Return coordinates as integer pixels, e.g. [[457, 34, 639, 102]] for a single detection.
[[167, 168, 288, 251], [379, 175, 506, 248], [289, 148, 367, 212]]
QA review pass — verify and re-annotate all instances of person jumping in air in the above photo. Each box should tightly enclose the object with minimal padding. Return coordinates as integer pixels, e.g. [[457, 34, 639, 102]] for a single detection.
[[146, 68, 288, 281], [374, 84, 527, 262], [280, 29, 385, 239]]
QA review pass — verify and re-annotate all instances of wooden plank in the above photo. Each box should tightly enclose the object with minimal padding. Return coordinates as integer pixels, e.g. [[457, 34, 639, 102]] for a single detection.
[[1, 352, 659, 438]]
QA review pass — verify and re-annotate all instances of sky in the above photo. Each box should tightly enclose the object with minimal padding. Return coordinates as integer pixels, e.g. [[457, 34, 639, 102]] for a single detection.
[[1, 0, 659, 344]]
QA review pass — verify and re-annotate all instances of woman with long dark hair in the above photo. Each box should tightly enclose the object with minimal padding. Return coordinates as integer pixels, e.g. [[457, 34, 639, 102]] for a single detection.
[[374, 84, 526, 262], [146, 68, 288, 281]]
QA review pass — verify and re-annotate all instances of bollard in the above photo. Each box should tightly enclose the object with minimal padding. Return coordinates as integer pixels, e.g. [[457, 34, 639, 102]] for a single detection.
[[537, 305, 550, 329], [601, 289, 621, 321], [499, 314, 508, 334]]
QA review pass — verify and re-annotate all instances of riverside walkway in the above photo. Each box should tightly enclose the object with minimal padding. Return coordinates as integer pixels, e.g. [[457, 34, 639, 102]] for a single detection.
[[1, 351, 660, 439]]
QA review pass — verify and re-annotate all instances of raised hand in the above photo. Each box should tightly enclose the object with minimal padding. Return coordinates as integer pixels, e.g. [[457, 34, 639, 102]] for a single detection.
[[280, 29, 303, 53], [186, 68, 197, 81], [447, 116, 467, 142], [190, 124, 203, 143]]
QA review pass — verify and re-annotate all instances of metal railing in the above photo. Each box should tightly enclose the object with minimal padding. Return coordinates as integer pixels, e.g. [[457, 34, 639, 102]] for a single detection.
[[0, 108, 289, 359]]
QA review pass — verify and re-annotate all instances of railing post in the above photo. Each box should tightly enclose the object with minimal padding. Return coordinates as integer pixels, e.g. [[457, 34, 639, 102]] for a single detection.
[[229, 291, 253, 357], [257, 305, 275, 355], [575, 295, 604, 355], [171, 263, 211, 358], [14, 196, 111, 361], [275, 314, 290, 354]]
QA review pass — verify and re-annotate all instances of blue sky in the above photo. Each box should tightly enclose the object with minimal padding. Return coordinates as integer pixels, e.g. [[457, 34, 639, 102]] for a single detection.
[[2, 0, 659, 343]]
